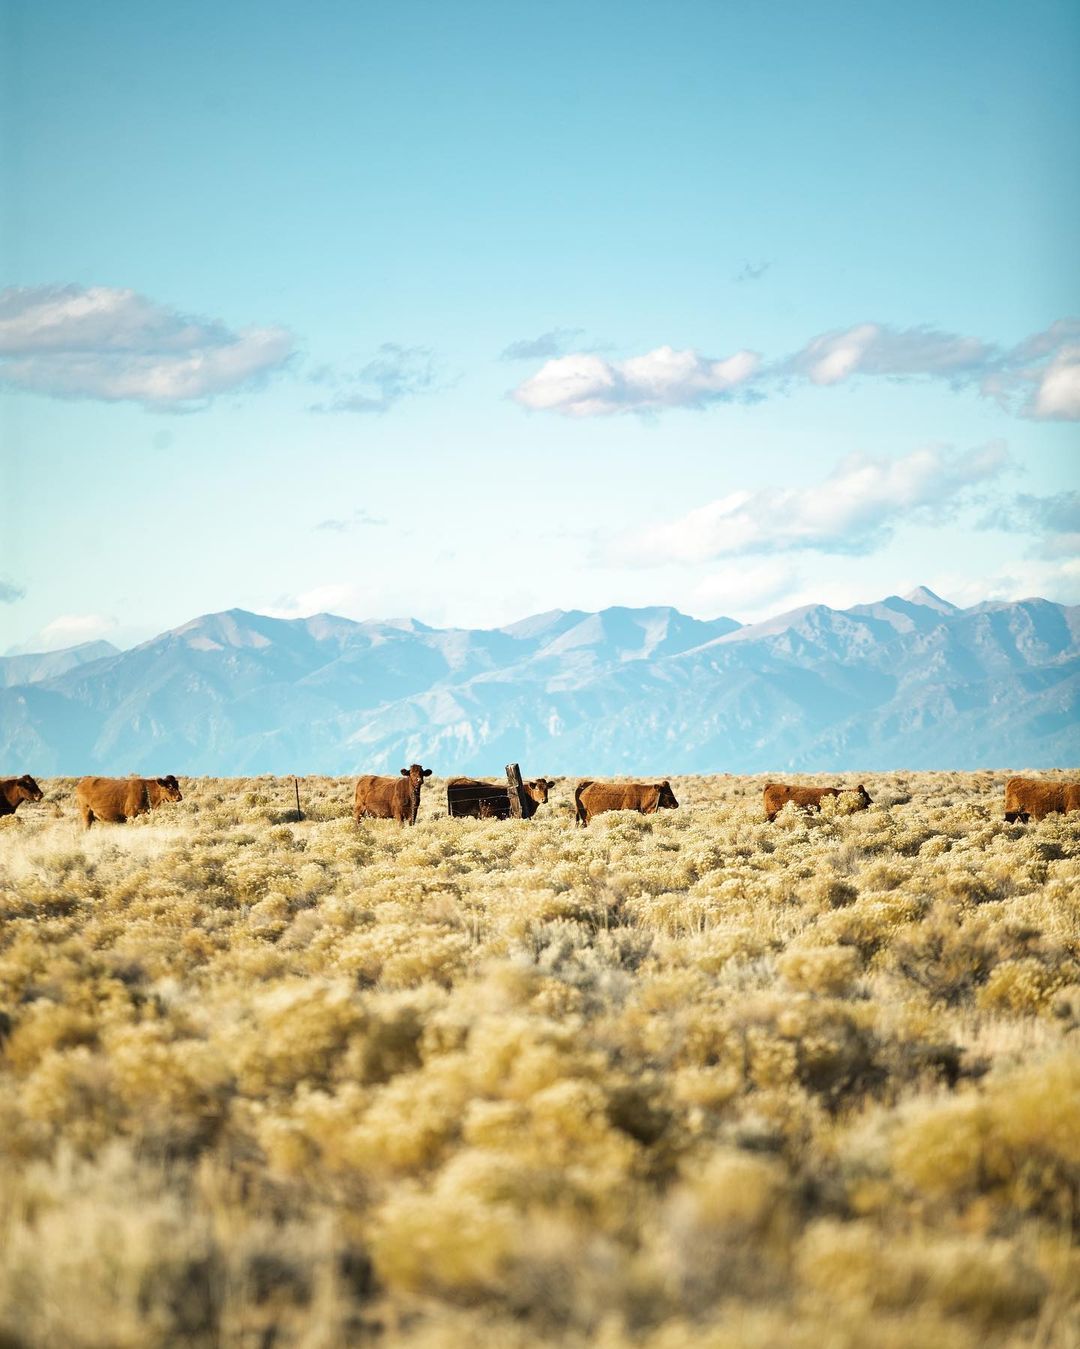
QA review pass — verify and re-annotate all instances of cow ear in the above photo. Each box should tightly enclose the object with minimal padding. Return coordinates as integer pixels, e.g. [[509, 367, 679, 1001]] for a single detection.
[[157, 778, 168, 786], [423, 768, 432, 777], [400, 768, 409, 776]]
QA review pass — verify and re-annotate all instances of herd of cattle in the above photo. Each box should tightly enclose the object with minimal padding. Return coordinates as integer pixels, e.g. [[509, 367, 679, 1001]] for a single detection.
[[1, 770, 1079, 829]]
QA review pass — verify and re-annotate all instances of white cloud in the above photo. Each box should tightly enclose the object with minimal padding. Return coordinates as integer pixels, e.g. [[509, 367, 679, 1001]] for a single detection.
[[512, 344, 760, 416], [621, 443, 1010, 565], [1030, 343, 1080, 420], [788, 322, 994, 387], [788, 318, 1080, 421], [0, 285, 292, 408], [690, 559, 800, 615], [29, 614, 119, 651], [933, 558, 1080, 609], [511, 318, 1080, 420]]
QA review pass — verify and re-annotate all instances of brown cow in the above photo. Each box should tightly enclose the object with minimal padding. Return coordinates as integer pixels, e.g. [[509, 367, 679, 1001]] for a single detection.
[[446, 777, 555, 820], [1004, 776, 1080, 823], [763, 782, 871, 823], [354, 764, 433, 826], [76, 775, 183, 829], [0, 775, 44, 816], [574, 779, 679, 827]]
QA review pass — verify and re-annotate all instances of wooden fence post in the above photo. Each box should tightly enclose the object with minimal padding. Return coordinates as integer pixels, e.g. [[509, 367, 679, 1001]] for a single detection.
[[505, 763, 526, 819], [294, 777, 302, 822]]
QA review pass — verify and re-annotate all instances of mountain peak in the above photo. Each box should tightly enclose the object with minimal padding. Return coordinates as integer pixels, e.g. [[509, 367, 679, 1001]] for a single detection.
[[169, 609, 277, 650], [4, 590, 1075, 773], [903, 586, 958, 613]]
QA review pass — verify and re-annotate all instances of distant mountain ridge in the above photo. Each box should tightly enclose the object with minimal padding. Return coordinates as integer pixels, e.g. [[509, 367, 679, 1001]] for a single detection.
[[0, 640, 120, 688], [1, 590, 1076, 774]]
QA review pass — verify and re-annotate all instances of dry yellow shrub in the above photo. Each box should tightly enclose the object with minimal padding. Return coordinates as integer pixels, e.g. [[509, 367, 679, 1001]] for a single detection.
[[0, 770, 1076, 1347]]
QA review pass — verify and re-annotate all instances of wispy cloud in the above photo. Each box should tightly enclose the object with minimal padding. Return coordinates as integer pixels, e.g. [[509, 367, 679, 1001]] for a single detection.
[[783, 319, 1080, 420], [500, 328, 584, 361], [785, 322, 994, 387], [512, 344, 760, 417], [980, 490, 1080, 534], [981, 320, 1080, 421], [18, 613, 120, 652], [619, 443, 1010, 565], [733, 261, 772, 283], [0, 285, 293, 408], [691, 558, 799, 615], [510, 318, 1080, 420], [0, 579, 25, 604], [937, 557, 1080, 608], [979, 490, 1080, 560], [310, 344, 442, 414], [315, 509, 387, 532]]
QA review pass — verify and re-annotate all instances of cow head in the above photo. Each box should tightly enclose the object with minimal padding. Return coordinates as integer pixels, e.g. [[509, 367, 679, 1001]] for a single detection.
[[17, 775, 43, 802], [658, 780, 679, 810], [855, 784, 872, 808], [400, 765, 433, 790], [157, 775, 183, 802], [525, 778, 554, 804]]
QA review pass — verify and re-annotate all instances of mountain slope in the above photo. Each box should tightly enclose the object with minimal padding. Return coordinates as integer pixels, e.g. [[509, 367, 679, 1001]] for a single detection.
[[0, 640, 119, 688], [0, 592, 1076, 774]]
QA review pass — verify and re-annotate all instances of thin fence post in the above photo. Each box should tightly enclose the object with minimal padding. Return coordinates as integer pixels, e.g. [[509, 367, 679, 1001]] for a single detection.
[[294, 777, 302, 822], [505, 763, 526, 819]]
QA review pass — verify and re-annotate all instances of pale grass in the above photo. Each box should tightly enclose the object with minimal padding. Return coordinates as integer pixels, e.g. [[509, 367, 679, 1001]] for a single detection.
[[0, 770, 1077, 1347]]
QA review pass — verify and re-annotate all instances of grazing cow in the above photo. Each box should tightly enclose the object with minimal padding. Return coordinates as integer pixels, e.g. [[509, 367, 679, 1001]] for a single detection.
[[763, 782, 871, 823], [76, 775, 183, 829], [446, 777, 555, 820], [354, 764, 433, 826], [0, 775, 44, 817], [574, 779, 679, 827], [1004, 776, 1080, 823]]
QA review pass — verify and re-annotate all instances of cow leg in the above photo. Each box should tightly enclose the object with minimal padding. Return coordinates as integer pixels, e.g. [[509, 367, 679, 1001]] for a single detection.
[[81, 805, 95, 830]]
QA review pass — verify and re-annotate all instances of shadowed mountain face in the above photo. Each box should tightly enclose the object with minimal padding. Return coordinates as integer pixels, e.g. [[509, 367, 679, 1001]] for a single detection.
[[1, 590, 1076, 774]]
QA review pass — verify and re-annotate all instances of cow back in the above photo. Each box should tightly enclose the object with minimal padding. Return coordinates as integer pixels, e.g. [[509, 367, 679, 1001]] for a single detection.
[[1005, 776, 1080, 821], [76, 776, 149, 821], [575, 780, 669, 824]]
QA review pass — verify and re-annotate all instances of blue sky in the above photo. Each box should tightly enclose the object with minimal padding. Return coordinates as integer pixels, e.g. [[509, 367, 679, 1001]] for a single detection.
[[1, 0, 1077, 651]]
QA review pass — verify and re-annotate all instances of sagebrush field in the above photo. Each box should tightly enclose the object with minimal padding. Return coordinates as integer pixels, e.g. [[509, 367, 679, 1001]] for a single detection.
[[1, 772, 1078, 1348]]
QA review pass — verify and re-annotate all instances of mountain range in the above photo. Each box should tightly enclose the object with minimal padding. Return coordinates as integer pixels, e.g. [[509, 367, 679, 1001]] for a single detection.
[[1, 588, 1077, 775]]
